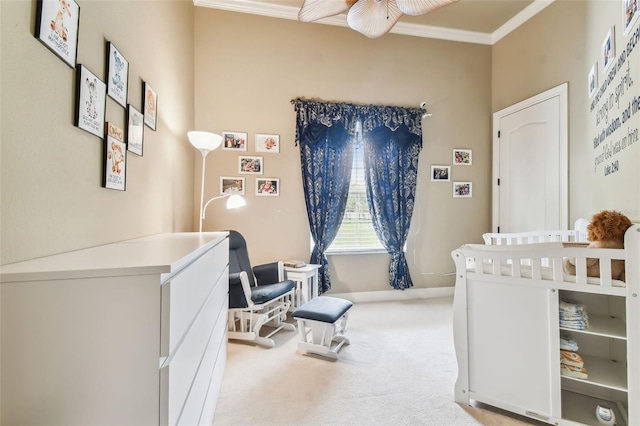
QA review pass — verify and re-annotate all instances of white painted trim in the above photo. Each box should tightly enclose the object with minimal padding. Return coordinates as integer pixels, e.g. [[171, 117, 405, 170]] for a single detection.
[[193, 0, 555, 45], [491, 0, 555, 44], [327, 286, 454, 303], [492, 82, 569, 232]]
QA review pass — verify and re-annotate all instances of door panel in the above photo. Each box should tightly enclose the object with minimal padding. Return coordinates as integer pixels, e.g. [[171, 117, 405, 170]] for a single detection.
[[492, 83, 568, 233]]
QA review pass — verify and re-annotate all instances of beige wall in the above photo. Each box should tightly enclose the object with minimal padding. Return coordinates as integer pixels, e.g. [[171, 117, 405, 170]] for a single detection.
[[0, 0, 196, 265], [493, 0, 640, 224], [193, 9, 493, 294]]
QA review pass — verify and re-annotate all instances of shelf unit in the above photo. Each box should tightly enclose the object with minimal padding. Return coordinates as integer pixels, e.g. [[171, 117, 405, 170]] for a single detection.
[[559, 290, 629, 425]]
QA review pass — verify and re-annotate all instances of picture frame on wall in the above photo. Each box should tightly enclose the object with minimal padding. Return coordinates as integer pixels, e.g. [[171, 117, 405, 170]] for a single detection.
[[588, 62, 598, 98], [453, 149, 472, 165], [34, 0, 80, 68], [624, 0, 639, 35], [255, 134, 280, 153], [238, 156, 264, 174], [126, 104, 144, 156], [256, 178, 279, 196], [74, 64, 106, 138], [431, 165, 450, 181], [220, 176, 245, 195], [103, 122, 126, 191], [142, 81, 157, 130], [602, 26, 616, 74], [453, 182, 472, 198], [106, 42, 129, 108], [222, 132, 248, 151]]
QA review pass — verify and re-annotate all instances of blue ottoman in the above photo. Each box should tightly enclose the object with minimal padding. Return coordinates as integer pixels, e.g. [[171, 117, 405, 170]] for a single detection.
[[292, 296, 353, 359]]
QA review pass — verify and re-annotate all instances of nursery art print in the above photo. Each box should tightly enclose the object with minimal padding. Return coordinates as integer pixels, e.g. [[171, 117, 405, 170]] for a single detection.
[[143, 81, 157, 130], [35, 0, 80, 68], [255, 134, 280, 153], [256, 178, 279, 196], [602, 27, 616, 74], [588, 63, 598, 98], [239, 156, 263, 174], [104, 122, 126, 191], [222, 132, 247, 151], [74, 64, 106, 138], [220, 177, 245, 195], [127, 104, 144, 156], [106, 42, 129, 108]]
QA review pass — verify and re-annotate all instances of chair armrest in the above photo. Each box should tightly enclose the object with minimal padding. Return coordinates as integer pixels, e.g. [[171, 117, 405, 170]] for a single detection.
[[253, 261, 284, 286], [229, 271, 253, 308]]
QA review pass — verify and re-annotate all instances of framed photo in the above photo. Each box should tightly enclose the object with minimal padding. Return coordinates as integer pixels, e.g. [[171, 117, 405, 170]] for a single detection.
[[142, 81, 157, 130], [222, 132, 248, 151], [453, 182, 472, 198], [588, 62, 598, 98], [255, 134, 280, 153], [126, 104, 144, 156], [34, 0, 80, 68], [624, 0, 639, 35], [103, 122, 126, 191], [74, 64, 106, 138], [256, 178, 279, 196], [239, 156, 263, 174], [431, 165, 450, 181], [453, 149, 472, 165], [602, 27, 615, 74], [106, 42, 129, 108], [220, 176, 245, 195]]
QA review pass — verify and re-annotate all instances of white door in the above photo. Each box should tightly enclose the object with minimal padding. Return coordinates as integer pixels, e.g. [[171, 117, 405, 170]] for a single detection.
[[492, 83, 568, 233]]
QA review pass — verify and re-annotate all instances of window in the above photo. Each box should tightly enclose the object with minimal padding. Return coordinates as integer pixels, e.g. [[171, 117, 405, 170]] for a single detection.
[[328, 141, 385, 253]]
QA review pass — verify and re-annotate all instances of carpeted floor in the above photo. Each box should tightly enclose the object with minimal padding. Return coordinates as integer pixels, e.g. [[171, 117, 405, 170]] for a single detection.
[[213, 297, 538, 426]]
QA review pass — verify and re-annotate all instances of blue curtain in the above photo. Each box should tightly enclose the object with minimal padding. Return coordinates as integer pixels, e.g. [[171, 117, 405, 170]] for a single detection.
[[293, 98, 425, 292], [294, 100, 356, 294], [363, 124, 422, 289]]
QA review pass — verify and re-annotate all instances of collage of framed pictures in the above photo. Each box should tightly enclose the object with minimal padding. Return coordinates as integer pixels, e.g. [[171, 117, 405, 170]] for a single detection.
[[220, 132, 282, 196], [34, 0, 165, 192], [432, 149, 474, 198]]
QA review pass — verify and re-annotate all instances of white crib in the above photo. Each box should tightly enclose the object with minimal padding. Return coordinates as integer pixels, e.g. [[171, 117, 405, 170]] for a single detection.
[[451, 224, 639, 426]]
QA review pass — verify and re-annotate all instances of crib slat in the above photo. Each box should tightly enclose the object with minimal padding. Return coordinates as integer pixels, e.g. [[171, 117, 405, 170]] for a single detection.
[[600, 259, 612, 287]]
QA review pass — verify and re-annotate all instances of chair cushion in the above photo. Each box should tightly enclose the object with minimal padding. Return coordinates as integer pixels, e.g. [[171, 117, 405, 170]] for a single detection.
[[251, 280, 295, 305], [293, 296, 353, 323]]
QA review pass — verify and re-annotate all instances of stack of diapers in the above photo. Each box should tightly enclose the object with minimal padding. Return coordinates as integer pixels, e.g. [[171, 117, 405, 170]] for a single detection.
[[559, 300, 589, 330], [560, 331, 588, 379]]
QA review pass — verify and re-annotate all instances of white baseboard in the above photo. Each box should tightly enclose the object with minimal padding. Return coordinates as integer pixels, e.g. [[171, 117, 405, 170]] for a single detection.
[[326, 286, 454, 303]]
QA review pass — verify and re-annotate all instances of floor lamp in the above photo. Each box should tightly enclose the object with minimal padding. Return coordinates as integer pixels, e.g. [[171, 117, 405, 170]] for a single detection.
[[188, 131, 246, 232]]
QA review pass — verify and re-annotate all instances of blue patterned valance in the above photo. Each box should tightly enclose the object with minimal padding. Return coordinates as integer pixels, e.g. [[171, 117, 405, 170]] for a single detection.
[[291, 98, 425, 146]]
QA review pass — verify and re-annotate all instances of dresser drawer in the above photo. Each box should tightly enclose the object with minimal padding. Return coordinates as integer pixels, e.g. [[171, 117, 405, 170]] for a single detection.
[[161, 238, 228, 357], [160, 272, 228, 425], [177, 302, 227, 425]]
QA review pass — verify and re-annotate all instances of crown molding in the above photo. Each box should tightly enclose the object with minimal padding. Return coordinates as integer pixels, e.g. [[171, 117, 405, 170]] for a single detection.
[[194, 0, 554, 46]]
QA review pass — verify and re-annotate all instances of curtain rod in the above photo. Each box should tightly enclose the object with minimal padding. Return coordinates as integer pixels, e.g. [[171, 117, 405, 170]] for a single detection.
[[290, 98, 432, 117]]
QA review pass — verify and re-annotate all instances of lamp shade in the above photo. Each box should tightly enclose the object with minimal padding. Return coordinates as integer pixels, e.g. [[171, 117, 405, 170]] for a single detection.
[[226, 194, 247, 209], [188, 131, 223, 157]]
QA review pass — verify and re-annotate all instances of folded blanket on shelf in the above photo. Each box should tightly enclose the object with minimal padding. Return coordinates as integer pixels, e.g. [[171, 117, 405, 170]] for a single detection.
[[560, 331, 579, 351], [560, 350, 585, 368], [561, 364, 589, 379]]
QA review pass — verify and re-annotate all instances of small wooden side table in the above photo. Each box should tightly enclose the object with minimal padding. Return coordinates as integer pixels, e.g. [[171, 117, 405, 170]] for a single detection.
[[284, 264, 321, 309]]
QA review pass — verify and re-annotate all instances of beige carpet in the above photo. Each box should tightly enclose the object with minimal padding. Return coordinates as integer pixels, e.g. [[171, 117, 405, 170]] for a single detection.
[[213, 297, 538, 426]]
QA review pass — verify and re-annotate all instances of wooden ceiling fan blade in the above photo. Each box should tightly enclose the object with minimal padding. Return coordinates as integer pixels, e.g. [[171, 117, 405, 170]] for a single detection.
[[347, 0, 403, 38], [298, 0, 356, 22], [395, 0, 459, 16]]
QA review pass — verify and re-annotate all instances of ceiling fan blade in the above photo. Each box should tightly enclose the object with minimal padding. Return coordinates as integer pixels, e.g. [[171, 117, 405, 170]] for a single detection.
[[298, 0, 356, 22], [347, 0, 403, 38], [395, 0, 459, 16]]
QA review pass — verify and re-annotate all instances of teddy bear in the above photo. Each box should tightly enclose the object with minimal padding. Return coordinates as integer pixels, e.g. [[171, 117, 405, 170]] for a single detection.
[[563, 210, 632, 281]]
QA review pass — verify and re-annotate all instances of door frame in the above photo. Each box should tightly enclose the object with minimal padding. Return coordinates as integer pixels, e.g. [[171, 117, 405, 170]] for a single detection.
[[492, 82, 569, 232]]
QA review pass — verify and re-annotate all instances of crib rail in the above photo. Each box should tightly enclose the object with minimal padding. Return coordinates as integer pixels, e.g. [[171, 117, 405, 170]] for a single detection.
[[452, 241, 626, 289], [483, 229, 587, 246]]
